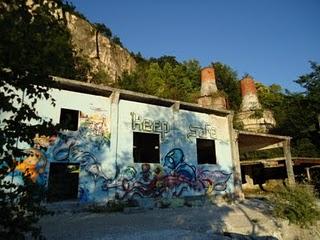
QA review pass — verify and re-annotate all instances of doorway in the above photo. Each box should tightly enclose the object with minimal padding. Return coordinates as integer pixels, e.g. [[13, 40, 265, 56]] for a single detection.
[[47, 163, 80, 202]]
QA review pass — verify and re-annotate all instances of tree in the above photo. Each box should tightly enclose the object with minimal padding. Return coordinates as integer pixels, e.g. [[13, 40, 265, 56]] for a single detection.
[[111, 35, 123, 48], [264, 62, 320, 157], [295, 61, 320, 122], [293, 62, 320, 156], [0, 0, 84, 238], [118, 56, 201, 102], [212, 62, 241, 110]]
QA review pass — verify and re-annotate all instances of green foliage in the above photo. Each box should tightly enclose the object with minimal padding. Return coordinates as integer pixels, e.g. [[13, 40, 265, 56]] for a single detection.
[[0, 177, 49, 239], [111, 35, 123, 48], [240, 148, 284, 160], [118, 56, 201, 102], [91, 69, 111, 85], [310, 169, 320, 194], [57, 0, 88, 21], [295, 61, 320, 103], [255, 63, 320, 157], [150, 55, 180, 68], [249, 109, 264, 119], [271, 184, 320, 227], [94, 23, 112, 38], [74, 54, 92, 81], [212, 62, 241, 110], [131, 52, 146, 64], [256, 83, 284, 110], [0, 0, 86, 238], [233, 118, 244, 130], [86, 199, 139, 213]]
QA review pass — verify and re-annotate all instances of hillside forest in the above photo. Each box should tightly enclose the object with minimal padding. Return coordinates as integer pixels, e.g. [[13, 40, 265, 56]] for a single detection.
[[1, 0, 320, 159]]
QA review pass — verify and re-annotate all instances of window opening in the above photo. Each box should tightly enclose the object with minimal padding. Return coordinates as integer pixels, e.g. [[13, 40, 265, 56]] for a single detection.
[[197, 138, 216, 164], [133, 132, 160, 163], [59, 108, 79, 131]]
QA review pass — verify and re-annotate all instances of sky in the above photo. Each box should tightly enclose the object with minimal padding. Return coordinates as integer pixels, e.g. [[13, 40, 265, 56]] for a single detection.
[[70, 0, 320, 92]]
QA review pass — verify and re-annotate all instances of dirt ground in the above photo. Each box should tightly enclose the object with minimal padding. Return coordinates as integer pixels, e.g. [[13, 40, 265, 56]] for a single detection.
[[39, 198, 320, 240]]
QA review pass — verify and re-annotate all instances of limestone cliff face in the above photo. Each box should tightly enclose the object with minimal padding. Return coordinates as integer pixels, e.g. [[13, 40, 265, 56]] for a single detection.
[[25, 0, 136, 83], [64, 12, 136, 82], [26, 0, 137, 84]]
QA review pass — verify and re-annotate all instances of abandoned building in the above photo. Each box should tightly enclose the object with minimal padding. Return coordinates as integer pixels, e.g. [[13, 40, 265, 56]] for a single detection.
[[2, 67, 298, 204]]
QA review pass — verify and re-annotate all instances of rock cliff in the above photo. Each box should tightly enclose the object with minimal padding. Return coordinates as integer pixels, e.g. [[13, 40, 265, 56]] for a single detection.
[[25, 0, 136, 83], [64, 12, 136, 83]]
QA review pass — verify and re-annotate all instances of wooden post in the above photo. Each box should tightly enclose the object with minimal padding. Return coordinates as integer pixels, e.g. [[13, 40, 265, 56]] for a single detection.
[[283, 139, 295, 185]]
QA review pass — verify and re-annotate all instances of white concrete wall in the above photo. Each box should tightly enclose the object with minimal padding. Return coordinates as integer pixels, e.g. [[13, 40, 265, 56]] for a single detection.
[[4, 86, 236, 203]]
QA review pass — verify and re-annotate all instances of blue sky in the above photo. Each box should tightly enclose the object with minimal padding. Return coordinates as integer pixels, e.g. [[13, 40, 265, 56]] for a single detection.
[[70, 0, 320, 92]]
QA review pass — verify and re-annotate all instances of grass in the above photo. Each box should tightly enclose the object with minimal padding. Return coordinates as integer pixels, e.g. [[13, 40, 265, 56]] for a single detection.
[[271, 184, 320, 227]]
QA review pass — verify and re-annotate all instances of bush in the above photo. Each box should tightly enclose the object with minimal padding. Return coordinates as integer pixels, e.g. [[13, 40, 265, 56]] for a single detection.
[[271, 184, 320, 227]]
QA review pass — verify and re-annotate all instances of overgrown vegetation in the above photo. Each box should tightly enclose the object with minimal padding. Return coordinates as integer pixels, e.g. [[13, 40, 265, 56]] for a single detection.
[[212, 62, 241, 110], [256, 62, 320, 157], [0, 0, 88, 238], [117, 56, 202, 102], [91, 69, 112, 85], [271, 184, 320, 227]]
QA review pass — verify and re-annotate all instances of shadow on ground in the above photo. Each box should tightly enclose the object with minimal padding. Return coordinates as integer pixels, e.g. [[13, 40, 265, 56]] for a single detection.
[[40, 198, 286, 240]]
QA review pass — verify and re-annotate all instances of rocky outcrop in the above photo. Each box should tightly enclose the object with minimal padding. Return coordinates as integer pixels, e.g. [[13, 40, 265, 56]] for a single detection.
[[64, 12, 136, 82], [25, 0, 137, 83]]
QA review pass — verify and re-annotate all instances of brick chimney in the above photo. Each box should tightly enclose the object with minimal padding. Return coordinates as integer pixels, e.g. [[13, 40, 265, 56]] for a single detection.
[[240, 76, 261, 111], [200, 67, 218, 96], [198, 67, 226, 109]]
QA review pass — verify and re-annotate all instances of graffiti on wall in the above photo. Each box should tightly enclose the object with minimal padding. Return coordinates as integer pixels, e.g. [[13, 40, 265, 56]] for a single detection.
[[130, 112, 170, 141], [4, 110, 232, 203], [4, 134, 57, 185], [80, 112, 110, 140], [187, 124, 217, 140], [43, 113, 112, 201], [102, 148, 231, 201]]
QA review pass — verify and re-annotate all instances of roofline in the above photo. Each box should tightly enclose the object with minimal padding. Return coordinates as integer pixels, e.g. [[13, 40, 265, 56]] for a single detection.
[[237, 130, 291, 140], [50, 76, 232, 116]]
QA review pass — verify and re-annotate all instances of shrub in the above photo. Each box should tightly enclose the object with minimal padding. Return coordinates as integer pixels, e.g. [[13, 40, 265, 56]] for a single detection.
[[271, 184, 320, 227]]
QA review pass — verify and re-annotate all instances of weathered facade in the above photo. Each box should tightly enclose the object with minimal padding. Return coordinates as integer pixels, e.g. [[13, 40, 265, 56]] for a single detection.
[[4, 77, 241, 204]]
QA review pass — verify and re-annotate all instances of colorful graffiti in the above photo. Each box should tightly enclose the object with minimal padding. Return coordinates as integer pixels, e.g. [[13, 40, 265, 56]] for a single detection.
[[15, 148, 47, 182], [44, 113, 112, 202], [80, 112, 110, 139], [187, 124, 217, 140], [4, 110, 232, 204], [102, 148, 231, 201], [4, 134, 56, 185], [131, 112, 170, 141]]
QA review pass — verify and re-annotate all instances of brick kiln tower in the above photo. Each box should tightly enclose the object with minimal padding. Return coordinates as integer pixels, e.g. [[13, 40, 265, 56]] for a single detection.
[[236, 76, 276, 133], [197, 67, 226, 109]]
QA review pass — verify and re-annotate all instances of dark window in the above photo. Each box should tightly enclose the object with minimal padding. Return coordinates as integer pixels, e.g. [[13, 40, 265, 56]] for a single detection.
[[59, 108, 79, 131], [133, 132, 160, 163], [47, 163, 80, 202], [197, 138, 216, 164]]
